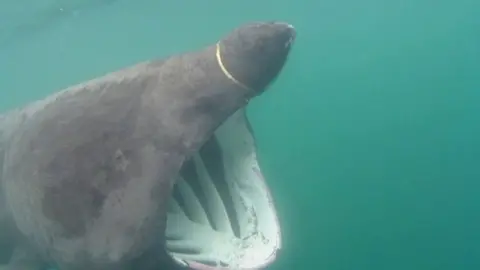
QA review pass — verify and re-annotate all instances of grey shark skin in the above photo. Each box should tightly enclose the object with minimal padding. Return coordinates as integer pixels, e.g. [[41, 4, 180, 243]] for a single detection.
[[0, 21, 295, 270]]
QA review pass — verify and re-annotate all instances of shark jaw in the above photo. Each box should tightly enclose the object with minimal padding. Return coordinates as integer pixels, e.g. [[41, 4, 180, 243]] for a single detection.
[[166, 109, 281, 269]]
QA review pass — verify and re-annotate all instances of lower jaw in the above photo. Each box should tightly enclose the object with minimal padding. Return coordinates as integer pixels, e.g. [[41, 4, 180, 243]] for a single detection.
[[165, 109, 281, 269]]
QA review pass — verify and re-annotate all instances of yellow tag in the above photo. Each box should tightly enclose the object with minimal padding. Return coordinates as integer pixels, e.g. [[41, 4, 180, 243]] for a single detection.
[[215, 42, 252, 91]]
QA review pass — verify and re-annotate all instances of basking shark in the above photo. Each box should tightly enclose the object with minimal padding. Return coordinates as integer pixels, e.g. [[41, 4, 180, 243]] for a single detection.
[[0, 21, 296, 270]]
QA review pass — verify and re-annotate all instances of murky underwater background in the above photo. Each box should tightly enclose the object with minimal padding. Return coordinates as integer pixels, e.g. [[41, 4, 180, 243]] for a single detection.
[[1, 0, 479, 269]]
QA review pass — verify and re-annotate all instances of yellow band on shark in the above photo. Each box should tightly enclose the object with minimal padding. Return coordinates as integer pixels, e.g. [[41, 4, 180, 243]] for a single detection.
[[216, 42, 252, 91]]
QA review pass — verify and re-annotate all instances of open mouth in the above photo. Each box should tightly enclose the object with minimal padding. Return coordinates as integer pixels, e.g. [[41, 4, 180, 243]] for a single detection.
[[165, 108, 281, 269]]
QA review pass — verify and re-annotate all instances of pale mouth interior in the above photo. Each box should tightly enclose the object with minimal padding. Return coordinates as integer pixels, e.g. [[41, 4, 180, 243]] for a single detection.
[[165, 109, 281, 269]]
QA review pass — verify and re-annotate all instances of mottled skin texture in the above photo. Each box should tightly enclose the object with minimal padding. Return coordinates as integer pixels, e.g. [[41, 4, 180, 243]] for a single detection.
[[0, 22, 295, 270]]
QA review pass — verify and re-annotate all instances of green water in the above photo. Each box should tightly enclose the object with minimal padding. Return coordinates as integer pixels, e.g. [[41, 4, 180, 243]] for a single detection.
[[1, 0, 479, 269]]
